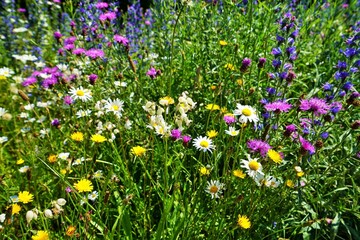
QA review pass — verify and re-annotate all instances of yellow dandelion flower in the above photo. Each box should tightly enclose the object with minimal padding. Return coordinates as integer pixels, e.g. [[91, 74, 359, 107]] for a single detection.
[[210, 85, 217, 90], [16, 158, 24, 165], [91, 134, 107, 143], [71, 132, 84, 142], [18, 191, 34, 204], [66, 226, 76, 237], [206, 130, 218, 138], [11, 203, 21, 214], [74, 179, 93, 193], [237, 79, 243, 86], [286, 180, 294, 188], [199, 166, 210, 176], [224, 63, 235, 71], [205, 104, 220, 111], [233, 169, 246, 179], [131, 146, 146, 157], [219, 40, 228, 46], [48, 154, 57, 163], [237, 215, 251, 229], [267, 149, 282, 164], [32, 230, 49, 240]]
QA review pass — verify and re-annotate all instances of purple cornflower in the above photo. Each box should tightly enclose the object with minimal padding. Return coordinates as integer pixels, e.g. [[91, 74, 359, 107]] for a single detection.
[[64, 36, 76, 45], [264, 100, 292, 113], [89, 74, 98, 85], [334, 71, 349, 80], [258, 58, 266, 68], [41, 77, 58, 88], [343, 82, 353, 92], [223, 115, 236, 125], [271, 47, 282, 57], [240, 58, 251, 72], [338, 90, 346, 97], [247, 139, 271, 157], [266, 87, 276, 95], [336, 61, 347, 70], [276, 34, 285, 44], [64, 44, 75, 51], [63, 96, 73, 105], [272, 59, 282, 69], [299, 98, 330, 116], [72, 48, 86, 55], [17, 8, 26, 12], [22, 77, 37, 87], [99, 12, 117, 22], [340, 48, 357, 58], [299, 136, 315, 155], [284, 124, 297, 137], [86, 49, 105, 59], [323, 82, 333, 91], [330, 101, 342, 114], [171, 129, 182, 140], [95, 2, 108, 9], [320, 132, 329, 139], [114, 35, 129, 47], [51, 119, 60, 127]]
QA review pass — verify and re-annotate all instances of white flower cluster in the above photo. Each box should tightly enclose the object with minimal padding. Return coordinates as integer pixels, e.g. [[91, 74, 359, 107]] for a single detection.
[[26, 198, 67, 224]]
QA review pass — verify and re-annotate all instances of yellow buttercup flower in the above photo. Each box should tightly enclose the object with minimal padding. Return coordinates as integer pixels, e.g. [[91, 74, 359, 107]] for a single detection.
[[91, 134, 107, 143], [16, 158, 24, 165], [48, 154, 57, 163], [206, 130, 218, 138], [233, 169, 246, 179], [224, 63, 235, 71], [219, 40, 228, 46], [66, 226, 76, 236], [199, 166, 211, 176], [286, 180, 294, 188]]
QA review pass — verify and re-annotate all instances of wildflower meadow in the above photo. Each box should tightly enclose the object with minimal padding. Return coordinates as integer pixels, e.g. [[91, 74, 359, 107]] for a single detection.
[[0, 0, 359, 239]]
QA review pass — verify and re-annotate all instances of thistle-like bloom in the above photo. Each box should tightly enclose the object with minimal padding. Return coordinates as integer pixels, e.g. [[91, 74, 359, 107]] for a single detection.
[[247, 139, 271, 157], [264, 100, 292, 113], [299, 136, 315, 155], [234, 104, 259, 124], [299, 98, 330, 116], [114, 34, 129, 46], [85, 49, 105, 59]]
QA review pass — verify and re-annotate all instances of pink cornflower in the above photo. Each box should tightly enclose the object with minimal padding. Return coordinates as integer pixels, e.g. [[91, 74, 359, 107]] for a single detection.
[[96, 2, 108, 9], [247, 139, 271, 157], [72, 48, 86, 55], [299, 136, 315, 155], [299, 98, 330, 116], [264, 100, 292, 113], [114, 35, 129, 46], [63, 95, 73, 105], [86, 49, 105, 59], [223, 115, 236, 125], [171, 129, 182, 140], [99, 12, 116, 22], [146, 67, 161, 79]]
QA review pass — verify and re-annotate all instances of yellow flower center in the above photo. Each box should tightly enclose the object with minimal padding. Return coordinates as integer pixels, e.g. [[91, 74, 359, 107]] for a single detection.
[[76, 90, 85, 96], [248, 160, 260, 171], [200, 140, 209, 148], [242, 108, 251, 116], [209, 185, 218, 193], [112, 105, 119, 111]]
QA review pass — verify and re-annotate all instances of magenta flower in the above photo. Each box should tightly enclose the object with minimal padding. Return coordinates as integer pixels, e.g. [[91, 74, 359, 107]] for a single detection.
[[72, 48, 86, 55], [64, 36, 76, 45], [299, 98, 330, 116], [114, 35, 129, 46], [99, 12, 116, 22], [264, 100, 292, 113], [299, 136, 315, 155], [182, 135, 192, 146], [95, 2, 108, 9], [63, 96, 73, 105], [171, 129, 182, 140], [22, 77, 37, 87], [146, 67, 160, 79], [86, 49, 105, 59], [247, 139, 271, 157], [223, 115, 236, 125]]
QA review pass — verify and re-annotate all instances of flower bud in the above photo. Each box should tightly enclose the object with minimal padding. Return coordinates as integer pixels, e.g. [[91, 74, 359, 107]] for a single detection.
[[44, 209, 53, 218], [57, 198, 67, 206]]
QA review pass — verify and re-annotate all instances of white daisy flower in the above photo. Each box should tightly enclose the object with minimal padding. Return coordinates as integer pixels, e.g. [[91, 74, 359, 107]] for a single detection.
[[264, 176, 280, 188], [225, 126, 239, 136], [240, 155, 263, 178], [88, 191, 99, 201], [69, 86, 92, 102], [76, 109, 92, 118], [19, 166, 30, 173], [253, 172, 265, 186], [58, 152, 70, 160], [205, 180, 225, 199], [93, 170, 103, 179], [193, 136, 215, 153], [234, 104, 259, 124], [104, 98, 124, 117], [72, 157, 85, 166], [24, 104, 35, 110]]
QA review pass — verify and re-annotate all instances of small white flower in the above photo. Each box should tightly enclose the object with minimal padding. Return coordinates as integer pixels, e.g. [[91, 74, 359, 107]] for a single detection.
[[125, 119, 132, 129], [19, 166, 30, 173], [56, 198, 67, 206], [93, 170, 103, 179], [205, 180, 225, 199], [264, 176, 280, 188], [193, 136, 215, 153], [58, 152, 70, 160], [20, 112, 29, 118], [24, 104, 35, 110], [0, 213, 6, 223], [0, 67, 14, 77], [26, 210, 38, 223], [104, 98, 124, 117], [234, 104, 259, 124], [44, 209, 53, 218], [0, 107, 7, 118], [225, 126, 239, 136], [72, 157, 85, 166], [76, 109, 92, 118], [0, 136, 8, 144], [13, 27, 28, 33], [88, 191, 99, 201]]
